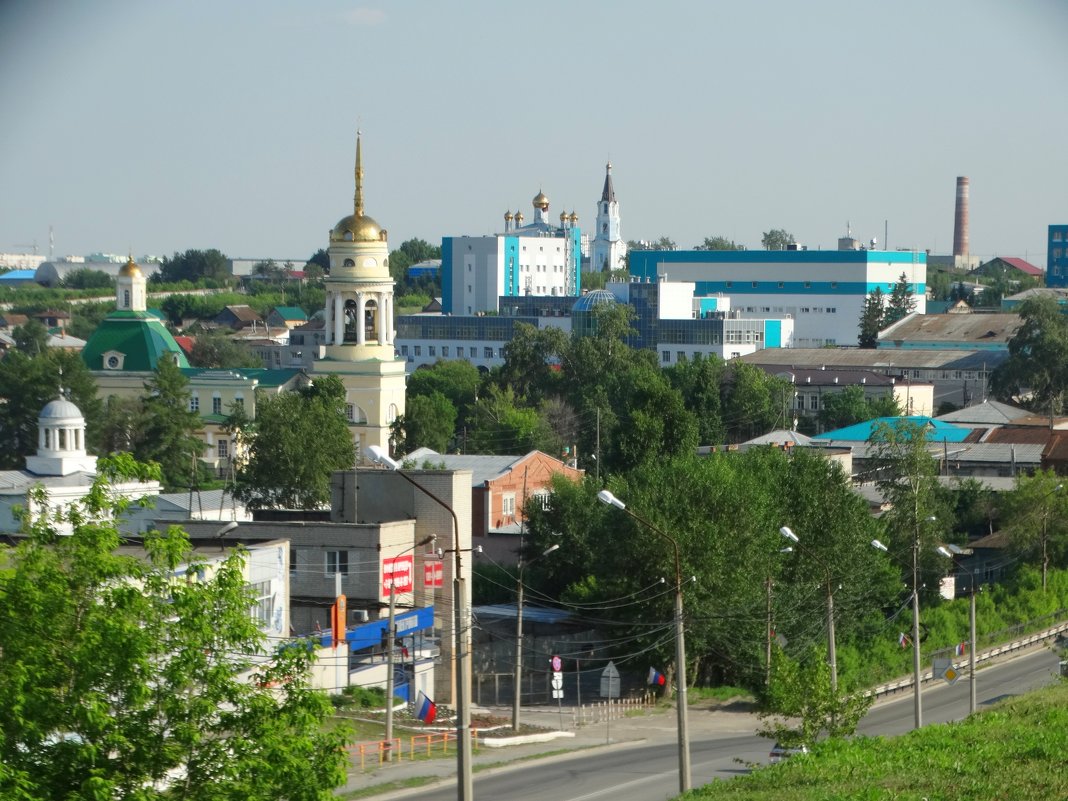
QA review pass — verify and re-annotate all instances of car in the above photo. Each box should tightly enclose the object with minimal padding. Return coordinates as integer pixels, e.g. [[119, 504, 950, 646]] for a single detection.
[[769, 742, 809, 763]]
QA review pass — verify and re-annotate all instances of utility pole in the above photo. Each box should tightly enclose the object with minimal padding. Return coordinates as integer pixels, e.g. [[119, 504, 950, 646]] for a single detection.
[[765, 576, 773, 688]]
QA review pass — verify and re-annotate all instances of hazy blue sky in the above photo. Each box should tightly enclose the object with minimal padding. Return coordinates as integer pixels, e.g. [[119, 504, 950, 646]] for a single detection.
[[1, 0, 1066, 265]]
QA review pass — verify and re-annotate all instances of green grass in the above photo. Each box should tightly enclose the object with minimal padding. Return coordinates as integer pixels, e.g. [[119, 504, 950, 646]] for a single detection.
[[687, 686, 754, 705], [338, 776, 436, 799], [686, 680, 1068, 801]]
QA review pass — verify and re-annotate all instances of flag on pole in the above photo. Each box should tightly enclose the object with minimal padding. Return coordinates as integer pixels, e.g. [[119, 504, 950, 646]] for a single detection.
[[955, 641, 968, 657], [898, 632, 911, 649], [415, 691, 437, 724], [647, 667, 666, 686]]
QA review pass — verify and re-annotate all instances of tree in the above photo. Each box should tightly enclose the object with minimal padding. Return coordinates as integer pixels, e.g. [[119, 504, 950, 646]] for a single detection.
[[61, 268, 115, 290], [1001, 469, 1068, 591], [990, 295, 1068, 415], [761, 229, 796, 251], [306, 248, 330, 275], [188, 331, 264, 369], [721, 362, 792, 441], [233, 375, 355, 509], [498, 323, 568, 404], [883, 272, 917, 326], [665, 353, 726, 445], [252, 259, 285, 282], [0, 350, 102, 468], [694, 236, 743, 251], [466, 385, 552, 455], [406, 359, 481, 429], [818, 386, 899, 432], [11, 318, 49, 355], [0, 459, 348, 800], [155, 248, 231, 284], [392, 391, 457, 454], [858, 287, 885, 348], [626, 236, 676, 252], [138, 357, 206, 490], [388, 238, 441, 286]]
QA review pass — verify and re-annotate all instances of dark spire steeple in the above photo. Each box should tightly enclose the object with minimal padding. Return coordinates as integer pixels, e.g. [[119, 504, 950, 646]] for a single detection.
[[600, 161, 616, 203]]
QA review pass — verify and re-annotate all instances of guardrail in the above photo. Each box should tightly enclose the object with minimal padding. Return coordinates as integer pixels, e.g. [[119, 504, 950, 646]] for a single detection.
[[869, 618, 1068, 699]]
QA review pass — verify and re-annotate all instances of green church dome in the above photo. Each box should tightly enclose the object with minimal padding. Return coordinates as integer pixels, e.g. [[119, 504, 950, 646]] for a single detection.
[[81, 310, 190, 372]]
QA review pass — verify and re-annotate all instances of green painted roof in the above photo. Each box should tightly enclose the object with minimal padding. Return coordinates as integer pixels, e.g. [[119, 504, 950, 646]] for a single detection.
[[272, 306, 308, 320], [82, 310, 190, 372], [179, 367, 304, 388]]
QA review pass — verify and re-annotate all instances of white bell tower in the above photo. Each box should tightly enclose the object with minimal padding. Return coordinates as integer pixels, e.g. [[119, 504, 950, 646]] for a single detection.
[[590, 162, 626, 272]]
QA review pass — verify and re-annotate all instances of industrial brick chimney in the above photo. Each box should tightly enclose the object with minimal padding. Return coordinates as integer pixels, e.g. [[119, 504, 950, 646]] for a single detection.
[[953, 176, 969, 258]]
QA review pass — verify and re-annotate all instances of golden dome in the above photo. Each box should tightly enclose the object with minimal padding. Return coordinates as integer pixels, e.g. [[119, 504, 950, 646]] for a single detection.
[[331, 213, 384, 243], [559, 211, 567, 222], [532, 190, 549, 210], [504, 210, 514, 221], [569, 211, 579, 223], [118, 256, 142, 278], [515, 211, 524, 222]]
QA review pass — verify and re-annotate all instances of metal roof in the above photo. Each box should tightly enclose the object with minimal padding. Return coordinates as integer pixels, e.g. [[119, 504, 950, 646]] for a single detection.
[[935, 400, 1032, 425], [403, 448, 529, 486], [740, 348, 1008, 371]]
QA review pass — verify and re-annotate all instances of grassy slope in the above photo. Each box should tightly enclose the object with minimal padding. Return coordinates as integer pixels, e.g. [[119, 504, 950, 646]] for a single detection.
[[687, 680, 1068, 801]]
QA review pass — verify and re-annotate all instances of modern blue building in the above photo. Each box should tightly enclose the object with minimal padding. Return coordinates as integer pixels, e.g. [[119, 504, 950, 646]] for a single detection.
[[1048, 225, 1068, 288]]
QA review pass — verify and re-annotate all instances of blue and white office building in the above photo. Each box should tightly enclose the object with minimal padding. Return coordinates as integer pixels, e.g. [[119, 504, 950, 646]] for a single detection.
[[628, 249, 927, 349], [1048, 225, 1068, 288]]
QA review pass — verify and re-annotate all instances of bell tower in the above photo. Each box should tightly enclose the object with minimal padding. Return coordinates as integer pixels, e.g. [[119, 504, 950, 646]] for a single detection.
[[314, 132, 407, 457]]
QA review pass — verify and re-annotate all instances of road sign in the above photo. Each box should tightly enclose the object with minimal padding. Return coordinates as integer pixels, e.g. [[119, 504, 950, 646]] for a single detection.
[[423, 560, 443, 588], [933, 656, 960, 685], [551, 654, 562, 672], [600, 661, 620, 698], [551, 671, 564, 699]]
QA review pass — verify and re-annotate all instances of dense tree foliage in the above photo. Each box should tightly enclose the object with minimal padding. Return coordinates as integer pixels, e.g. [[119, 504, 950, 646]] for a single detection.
[[990, 295, 1068, 415], [188, 331, 264, 369], [1001, 469, 1068, 591], [818, 385, 900, 432], [391, 391, 457, 453], [60, 267, 115, 290], [858, 287, 885, 348], [138, 358, 206, 490], [0, 460, 348, 800], [154, 248, 232, 284], [694, 236, 743, 251], [11, 318, 50, 355], [883, 272, 918, 326], [233, 375, 355, 509], [761, 229, 796, 251], [0, 349, 102, 468]]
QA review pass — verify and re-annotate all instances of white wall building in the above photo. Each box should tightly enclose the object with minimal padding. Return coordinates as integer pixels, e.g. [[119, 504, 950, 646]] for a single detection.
[[589, 162, 626, 272]]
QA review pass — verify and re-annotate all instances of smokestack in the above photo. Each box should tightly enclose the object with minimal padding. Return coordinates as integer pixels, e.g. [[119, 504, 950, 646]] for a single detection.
[[953, 176, 969, 258]]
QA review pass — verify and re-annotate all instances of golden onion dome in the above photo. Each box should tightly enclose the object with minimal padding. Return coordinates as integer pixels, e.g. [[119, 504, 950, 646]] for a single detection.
[[504, 210, 514, 221], [515, 211, 524, 222], [569, 211, 579, 223], [331, 213, 384, 243], [532, 190, 549, 210], [118, 256, 142, 278], [559, 211, 567, 222]]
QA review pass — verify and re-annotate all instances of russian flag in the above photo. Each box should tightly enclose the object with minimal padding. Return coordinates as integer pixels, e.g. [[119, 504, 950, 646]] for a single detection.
[[955, 641, 968, 657], [898, 632, 911, 649], [415, 691, 437, 724], [648, 667, 666, 686]]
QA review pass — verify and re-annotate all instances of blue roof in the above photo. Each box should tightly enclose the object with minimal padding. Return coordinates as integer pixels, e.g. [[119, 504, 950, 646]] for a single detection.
[[572, 290, 616, 312], [0, 270, 38, 281], [814, 416, 972, 443]]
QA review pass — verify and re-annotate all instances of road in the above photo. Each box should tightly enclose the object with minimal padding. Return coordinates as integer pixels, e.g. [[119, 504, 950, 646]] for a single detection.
[[390, 648, 1061, 801]]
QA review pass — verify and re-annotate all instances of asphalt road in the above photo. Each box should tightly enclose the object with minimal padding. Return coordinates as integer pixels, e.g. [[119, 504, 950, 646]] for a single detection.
[[385, 648, 1062, 801]]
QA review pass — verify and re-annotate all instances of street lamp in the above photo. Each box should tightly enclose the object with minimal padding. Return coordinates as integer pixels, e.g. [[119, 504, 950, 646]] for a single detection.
[[937, 544, 978, 715], [513, 543, 560, 732], [1040, 484, 1063, 592], [779, 526, 837, 698], [385, 533, 436, 761], [910, 514, 937, 729], [366, 445, 473, 801], [596, 489, 691, 794]]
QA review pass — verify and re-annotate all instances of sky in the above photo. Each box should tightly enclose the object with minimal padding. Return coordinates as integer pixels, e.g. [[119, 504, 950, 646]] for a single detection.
[[1, 0, 1066, 266]]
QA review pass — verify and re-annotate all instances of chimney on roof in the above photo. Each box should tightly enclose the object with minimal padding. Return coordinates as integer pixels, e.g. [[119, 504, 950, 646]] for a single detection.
[[953, 176, 970, 258]]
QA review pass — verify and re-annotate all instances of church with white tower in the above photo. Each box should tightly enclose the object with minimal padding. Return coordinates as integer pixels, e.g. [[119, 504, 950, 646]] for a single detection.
[[589, 162, 626, 272], [313, 133, 407, 457]]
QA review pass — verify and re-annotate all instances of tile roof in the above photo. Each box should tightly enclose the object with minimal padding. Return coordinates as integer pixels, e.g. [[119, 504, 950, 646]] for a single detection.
[[999, 257, 1044, 277]]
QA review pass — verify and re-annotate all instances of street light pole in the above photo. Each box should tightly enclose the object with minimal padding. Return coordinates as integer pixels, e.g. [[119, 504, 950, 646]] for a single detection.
[[779, 526, 836, 697], [367, 446, 473, 801], [385, 534, 436, 761], [597, 490, 691, 795], [938, 544, 978, 715], [513, 544, 560, 732]]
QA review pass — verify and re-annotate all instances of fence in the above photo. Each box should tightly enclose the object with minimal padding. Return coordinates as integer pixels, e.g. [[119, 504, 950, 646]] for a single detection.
[[346, 729, 482, 771]]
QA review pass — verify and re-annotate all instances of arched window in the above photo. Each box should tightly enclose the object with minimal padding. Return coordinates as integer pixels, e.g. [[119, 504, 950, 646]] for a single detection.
[[364, 298, 378, 341]]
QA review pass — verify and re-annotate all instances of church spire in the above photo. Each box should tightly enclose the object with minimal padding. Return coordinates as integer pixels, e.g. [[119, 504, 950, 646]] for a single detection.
[[601, 161, 616, 203], [354, 130, 364, 218]]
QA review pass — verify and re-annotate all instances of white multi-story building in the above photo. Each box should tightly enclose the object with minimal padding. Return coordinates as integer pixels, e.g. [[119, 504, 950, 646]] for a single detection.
[[628, 248, 927, 349]]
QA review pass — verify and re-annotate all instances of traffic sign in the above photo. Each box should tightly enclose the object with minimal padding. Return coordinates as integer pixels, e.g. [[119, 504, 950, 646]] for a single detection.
[[551, 654, 562, 672], [600, 661, 620, 698]]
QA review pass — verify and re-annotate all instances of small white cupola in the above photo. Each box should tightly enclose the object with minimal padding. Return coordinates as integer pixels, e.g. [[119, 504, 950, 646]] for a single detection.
[[116, 255, 147, 312], [24, 397, 98, 477]]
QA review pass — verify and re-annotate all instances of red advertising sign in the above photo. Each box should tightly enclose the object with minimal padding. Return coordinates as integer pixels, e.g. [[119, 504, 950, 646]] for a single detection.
[[382, 554, 414, 596], [423, 560, 444, 588]]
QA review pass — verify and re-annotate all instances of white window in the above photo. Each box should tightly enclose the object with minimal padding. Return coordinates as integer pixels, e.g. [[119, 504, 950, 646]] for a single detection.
[[250, 580, 274, 626], [217, 439, 229, 459], [326, 551, 349, 577], [662, 351, 671, 363], [212, 395, 222, 414], [809, 395, 819, 411], [502, 493, 516, 517], [531, 490, 551, 509], [189, 395, 199, 412]]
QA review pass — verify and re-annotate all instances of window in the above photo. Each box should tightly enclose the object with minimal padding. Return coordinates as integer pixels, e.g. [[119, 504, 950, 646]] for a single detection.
[[469, 347, 477, 358], [233, 396, 244, 410], [189, 395, 199, 412], [414, 346, 422, 356], [345, 404, 355, 422], [1055, 231, 1064, 242], [217, 439, 229, 459], [804, 281, 812, 288], [212, 395, 222, 414], [751, 281, 758, 288], [429, 346, 436, 357], [809, 395, 819, 411], [290, 547, 298, 577], [662, 350, 671, 363], [531, 490, 551, 509], [777, 282, 784, 289], [442, 346, 450, 357], [725, 281, 733, 288], [483, 347, 494, 358], [677, 351, 686, 362], [401, 345, 408, 355], [326, 551, 349, 577], [250, 580, 274, 627], [502, 493, 516, 517]]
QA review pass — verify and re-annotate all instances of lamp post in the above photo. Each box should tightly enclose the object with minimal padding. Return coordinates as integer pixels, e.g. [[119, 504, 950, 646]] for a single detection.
[[385, 533, 436, 761], [596, 489, 691, 794], [513, 543, 560, 732], [909, 514, 937, 729], [367, 445, 473, 801], [779, 526, 837, 697], [1040, 483, 1063, 592], [937, 544, 978, 715]]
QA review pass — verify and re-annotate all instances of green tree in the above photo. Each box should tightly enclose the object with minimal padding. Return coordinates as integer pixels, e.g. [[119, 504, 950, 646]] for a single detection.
[[188, 331, 264, 369], [156, 248, 231, 284], [97, 394, 147, 454], [466, 385, 552, 455], [138, 358, 205, 489], [306, 248, 330, 275], [694, 236, 743, 251], [61, 268, 115, 290], [12, 318, 49, 355], [990, 295, 1068, 416], [858, 287, 885, 348], [0, 459, 348, 800], [761, 229, 796, 251], [252, 259, 285, 282], [406, 359, 481, 428], [233, 375, 355, 509], [0, 350, 102, 468], [1001, 469, 1068, 591], [388, 238, 441, 286], [665, 353, 726, 445], [498, 323, 568, 404], [817, 386, 898, 432], [884, 272, 917, 326], [626, 236, 676, 252], [721, 362, 792, 441], [392, 391, 457, 453]]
